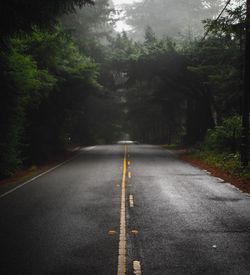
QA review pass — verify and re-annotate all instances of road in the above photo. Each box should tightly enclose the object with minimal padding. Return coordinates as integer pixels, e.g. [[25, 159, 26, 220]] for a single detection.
[[0, 145, 249, 274]]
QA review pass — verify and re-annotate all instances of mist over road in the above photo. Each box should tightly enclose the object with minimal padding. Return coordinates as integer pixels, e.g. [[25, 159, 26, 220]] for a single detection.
[[0, 145, 249, 274]]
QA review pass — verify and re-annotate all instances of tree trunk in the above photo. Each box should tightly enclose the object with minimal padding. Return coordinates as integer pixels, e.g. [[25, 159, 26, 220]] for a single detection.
[[241, 0, 250, 166]]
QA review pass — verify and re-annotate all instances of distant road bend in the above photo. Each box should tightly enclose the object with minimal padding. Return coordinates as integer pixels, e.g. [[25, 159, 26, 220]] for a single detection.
[[0, 145, 250, 274]]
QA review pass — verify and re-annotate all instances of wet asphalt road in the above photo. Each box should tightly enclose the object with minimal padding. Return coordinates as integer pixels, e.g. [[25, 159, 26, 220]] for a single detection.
[[0, 145, 250, 274]]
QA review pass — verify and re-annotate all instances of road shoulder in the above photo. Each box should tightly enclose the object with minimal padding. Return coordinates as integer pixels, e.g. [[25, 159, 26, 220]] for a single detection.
[[162, 146, 250, 195], [0, 147, 84, 197]]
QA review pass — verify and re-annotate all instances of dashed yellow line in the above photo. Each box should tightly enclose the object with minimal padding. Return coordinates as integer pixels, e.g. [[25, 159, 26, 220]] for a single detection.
[[128, 171, 132, 179], [108, 230, 117, 235], [133, 261, 142, 274], [129, 194, 134, 208], [131, 230, 139, 235], [117, 145, 127, 275]]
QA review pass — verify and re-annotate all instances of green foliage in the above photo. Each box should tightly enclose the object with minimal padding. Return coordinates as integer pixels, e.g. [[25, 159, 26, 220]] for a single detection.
[[21, 27, 100, 159], [192, 115, 250, 180], [193, 150, 250, 180], [0, 0, 94, 36], [203, 2, 246, 40], [8, 41, 56, 101], [0, 0, 127, 178], [108, 27, 215, 144], [202, 116, 242, 152], [108, 0, 244, 147], [61, 0, 113, 41], [0, 25, 102, 178], [84, 92, 124, 144], [0, 0, 248, 178], [110, 31, 188, 143], [0, 41, 56, 177]]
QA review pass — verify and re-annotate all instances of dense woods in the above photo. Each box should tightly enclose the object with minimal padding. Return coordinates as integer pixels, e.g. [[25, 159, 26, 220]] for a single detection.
[[0, 0, 249, 178], [0, 0, 122, 178]]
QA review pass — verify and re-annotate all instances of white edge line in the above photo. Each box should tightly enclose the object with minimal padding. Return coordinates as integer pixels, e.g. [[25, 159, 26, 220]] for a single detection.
[[0, 146, 96, 199]]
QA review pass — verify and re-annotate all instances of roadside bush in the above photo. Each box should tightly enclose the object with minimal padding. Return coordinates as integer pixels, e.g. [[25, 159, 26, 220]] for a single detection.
[[202, 115, 241, 152], [193, 150, 250, 179], [191, 115, 250, 180]]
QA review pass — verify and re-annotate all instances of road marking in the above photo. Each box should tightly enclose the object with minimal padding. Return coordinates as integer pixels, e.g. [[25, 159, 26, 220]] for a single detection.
[[108, 230, 117, 235], [0, 146, 96, 199], [131, 230, 139, 235], [117, 145, 127, 275], [128, 171, 132, 179], [128, 160, 131, 166], [83, 146, 96, 151], [216, 177, 224, 182], [133, 261, 142, 275], [129, 194, 134, 207]]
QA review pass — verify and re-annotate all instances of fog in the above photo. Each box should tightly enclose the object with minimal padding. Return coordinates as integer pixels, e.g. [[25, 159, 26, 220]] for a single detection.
[[112, 0, 230, 40], [113, 0, 142, 5]]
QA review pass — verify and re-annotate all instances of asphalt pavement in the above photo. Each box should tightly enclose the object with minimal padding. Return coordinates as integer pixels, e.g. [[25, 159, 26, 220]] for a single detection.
[[0, 145, 249, 274]]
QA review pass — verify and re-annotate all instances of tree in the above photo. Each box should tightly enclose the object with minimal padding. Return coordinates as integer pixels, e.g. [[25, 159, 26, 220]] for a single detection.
[[0, 0, 126, 178], [0, 25, 102, 178], [242, 0, 249, 165], [0, 36, 56, 177], [0, 0, 94, 36], [203, 0, 249, 165]]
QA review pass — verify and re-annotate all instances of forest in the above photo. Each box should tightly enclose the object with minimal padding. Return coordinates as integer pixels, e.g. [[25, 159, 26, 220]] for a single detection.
[[0, 0, 249, 179]]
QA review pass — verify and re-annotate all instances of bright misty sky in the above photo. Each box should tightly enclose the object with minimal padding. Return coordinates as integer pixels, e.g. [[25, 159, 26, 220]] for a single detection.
[[113, 0, 141, 6], [112, 0, 240, 32], [113, 0, 142, 32]]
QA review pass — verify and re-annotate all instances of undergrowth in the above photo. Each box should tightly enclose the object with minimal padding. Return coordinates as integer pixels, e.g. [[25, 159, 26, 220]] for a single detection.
[[191, 149, 250, 180], [189, 115, 250, 180]]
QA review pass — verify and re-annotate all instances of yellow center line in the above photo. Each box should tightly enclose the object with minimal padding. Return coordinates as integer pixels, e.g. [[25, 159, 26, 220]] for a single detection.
[[117, 145, 127, 275]]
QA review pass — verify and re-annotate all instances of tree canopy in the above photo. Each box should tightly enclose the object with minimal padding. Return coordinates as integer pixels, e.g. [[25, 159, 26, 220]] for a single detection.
[[0, 0, 94, 36], [0, 0, 249, 178]]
